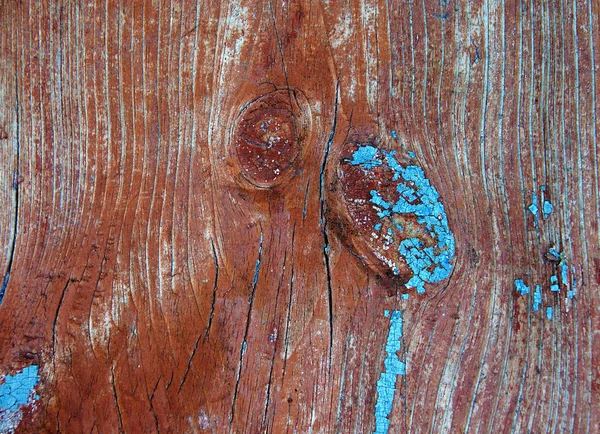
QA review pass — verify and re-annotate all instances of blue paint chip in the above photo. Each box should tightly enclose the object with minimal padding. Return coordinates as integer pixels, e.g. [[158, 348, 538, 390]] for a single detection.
[[542, 200, 553, 218], [391, 130, 397, 139], [384, 310, 390, 318], [546, 307, 554, 320], [374, 311, 404, 434], [374, 223, 383, 231], [350, 145, 382, 169], [408, 151, 416, 158], [567, 290, 576, 299], [560, 262, 569, 285], [533, 284, 542, 312], [550, 275, 559, 292], [515, 279, 530, 296], [401, 293, 409, 300]]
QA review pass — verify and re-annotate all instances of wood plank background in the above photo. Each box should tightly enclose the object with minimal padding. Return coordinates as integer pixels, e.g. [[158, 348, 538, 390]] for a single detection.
[[0, 0, 598, 432]]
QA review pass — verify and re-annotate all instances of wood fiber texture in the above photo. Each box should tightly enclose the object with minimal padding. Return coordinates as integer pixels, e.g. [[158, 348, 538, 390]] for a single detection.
[[0, 0, 599, 432]]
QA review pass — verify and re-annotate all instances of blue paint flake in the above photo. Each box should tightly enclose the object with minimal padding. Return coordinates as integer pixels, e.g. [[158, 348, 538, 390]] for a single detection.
[[528, 192, 539, 218], [560, 263, 569, 286], [546, 307, 554, 320], [515, 279, 530, 296], [550, 275, 560, 292], [567, 290, 576, 299], [401, 293, 409, 300], [350, 145, 382, 169], [408, 151, 416, 158], [374, 311, 404, 434], [391, 130, 397, 139], [374, 223, 383, 231], [542, 200, 553, 219], [533, 285, 542, 312], [350, 146, 455, 294], [0, 365, 40, 432]]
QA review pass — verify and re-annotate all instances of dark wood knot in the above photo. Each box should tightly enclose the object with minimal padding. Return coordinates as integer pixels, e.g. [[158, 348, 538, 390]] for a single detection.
[[233, 89, 308, 188]]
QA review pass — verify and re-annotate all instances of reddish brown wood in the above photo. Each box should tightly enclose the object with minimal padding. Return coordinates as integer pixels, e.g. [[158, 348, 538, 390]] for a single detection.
[[0, 0, 599, 433]]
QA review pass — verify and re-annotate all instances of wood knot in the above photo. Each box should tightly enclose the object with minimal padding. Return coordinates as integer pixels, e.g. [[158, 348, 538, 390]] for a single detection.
[[329, 141, 455, 293], [233, 89, 308, 188]]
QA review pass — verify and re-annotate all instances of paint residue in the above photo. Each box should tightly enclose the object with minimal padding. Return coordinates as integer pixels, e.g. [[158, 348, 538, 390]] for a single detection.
[[350, 146, 455, 294], [515, 279, 530, 295], [546, 307, 554, 320], [0, 365, 40, 433], [533, 285, 542, 312], [550, 275, 559, 292], [374, 310, 404, 434], [542, 201, 553, 219]]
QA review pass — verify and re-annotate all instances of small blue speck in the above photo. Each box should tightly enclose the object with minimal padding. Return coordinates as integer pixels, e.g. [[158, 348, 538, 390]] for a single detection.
[[391, 130, 397, 139], [401, 293, 409, 300], [374, 223, 383, 231], [408, 151, 416, 158], [546, 307, 554, 320]]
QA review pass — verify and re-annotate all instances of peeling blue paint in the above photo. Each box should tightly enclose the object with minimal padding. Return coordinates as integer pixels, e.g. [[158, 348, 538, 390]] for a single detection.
[[374, 311, 404, 434], [350, 146, 455, 294], [408, 151, 416, 159], [560, 263, 569, 286], [391, 130, 397, 139], [546, 307, 554, 320], [401, 294, 409, 300], [550, 275, 560, 292], [528, 192, 539, 223], [515, 279, 530, 296], [350, 145, 382, 170], [542, 201, 553, 219], [0, 365, 40, 432], [533, 284, 542, 312], [374, 223, 382, 231]]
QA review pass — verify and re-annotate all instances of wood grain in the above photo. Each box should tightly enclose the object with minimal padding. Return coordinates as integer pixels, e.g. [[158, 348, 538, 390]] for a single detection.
[[0, 0, 598, 432]]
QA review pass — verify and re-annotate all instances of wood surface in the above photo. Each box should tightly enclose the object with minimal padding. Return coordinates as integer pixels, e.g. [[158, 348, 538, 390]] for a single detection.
[[0, 0, 599, 432]]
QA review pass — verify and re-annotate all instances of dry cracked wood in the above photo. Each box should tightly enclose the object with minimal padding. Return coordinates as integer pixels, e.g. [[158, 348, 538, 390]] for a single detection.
[[0, 0, 599, 433]]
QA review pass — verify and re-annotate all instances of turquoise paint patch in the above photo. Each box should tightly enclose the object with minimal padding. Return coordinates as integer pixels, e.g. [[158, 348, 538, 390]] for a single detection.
[[408, 151, 416, 158], [515, 279, 530, 296], [550, 275, 559, 292], [401, 293, 409, 300], [560, 263, 568, 285], [374, 311, 404, 434], [350, 146, 455, 294], [546, 307, 554, 320], [391, 130, 397, 139], [0, 365, 40, 432], [350, 145, 382, 170], [542, 200, 553, 218], [374, 223, 383, 231], [533, 284, 542, 312], [0, 365, 39, 412], [528, 192, 539, 218]]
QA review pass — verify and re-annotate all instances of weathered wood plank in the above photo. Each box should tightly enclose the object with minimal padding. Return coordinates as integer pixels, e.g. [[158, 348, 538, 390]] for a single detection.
[[0, 0, 598, 432]]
